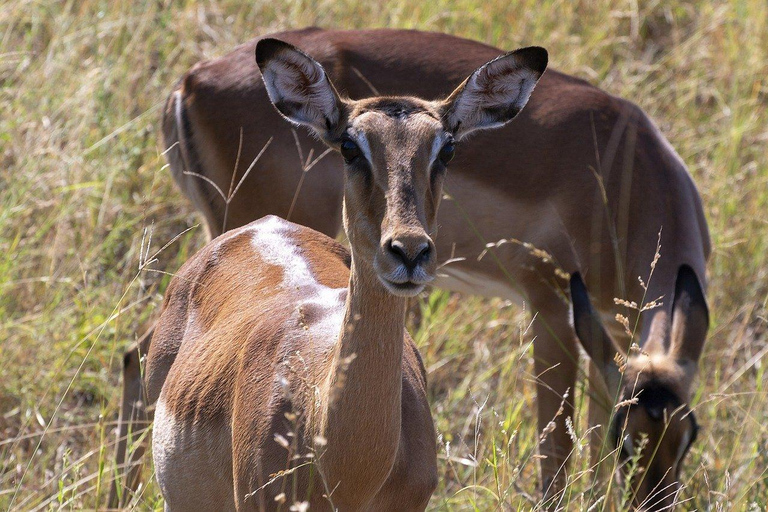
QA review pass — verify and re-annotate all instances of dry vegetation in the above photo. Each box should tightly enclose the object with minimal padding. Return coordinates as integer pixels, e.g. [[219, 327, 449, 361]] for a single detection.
[[1, 0, 767, 510]]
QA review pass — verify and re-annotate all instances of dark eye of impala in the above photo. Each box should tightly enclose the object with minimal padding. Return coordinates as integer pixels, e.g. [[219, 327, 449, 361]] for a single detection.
[[438, 141, 455, 165], [340, 139, 361, 163]]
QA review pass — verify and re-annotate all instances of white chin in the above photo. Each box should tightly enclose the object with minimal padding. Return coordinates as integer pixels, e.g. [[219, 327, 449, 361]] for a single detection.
[[379, 277, 425, 297]]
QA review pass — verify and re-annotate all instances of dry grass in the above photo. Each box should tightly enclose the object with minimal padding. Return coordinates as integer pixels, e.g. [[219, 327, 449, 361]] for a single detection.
[[1, 0, 766, 510]]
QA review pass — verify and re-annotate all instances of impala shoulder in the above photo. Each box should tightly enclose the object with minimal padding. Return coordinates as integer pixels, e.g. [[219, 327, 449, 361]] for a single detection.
[[631, 105, 712, 260], [248, 215, 350, 286], [179, 216, 347, 294]]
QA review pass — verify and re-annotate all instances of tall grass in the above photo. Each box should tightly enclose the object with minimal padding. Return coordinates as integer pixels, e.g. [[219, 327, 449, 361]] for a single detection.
[[1, 0, 766, 509]]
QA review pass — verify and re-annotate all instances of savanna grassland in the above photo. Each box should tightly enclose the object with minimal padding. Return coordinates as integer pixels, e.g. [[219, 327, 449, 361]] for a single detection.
[[1, 0, 767, 510]]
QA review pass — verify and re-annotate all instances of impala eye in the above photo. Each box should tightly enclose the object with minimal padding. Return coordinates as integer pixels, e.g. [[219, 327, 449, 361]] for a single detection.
[[340, 139, 361, 163], [438, 141, 455, 165]]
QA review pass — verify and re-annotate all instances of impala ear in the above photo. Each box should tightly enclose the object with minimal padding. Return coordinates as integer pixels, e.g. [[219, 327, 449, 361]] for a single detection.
[[440, 46, 547, 140], [668, 265, 709, 365], [570, 272, 623, 392], [256, 38, 344, 138]]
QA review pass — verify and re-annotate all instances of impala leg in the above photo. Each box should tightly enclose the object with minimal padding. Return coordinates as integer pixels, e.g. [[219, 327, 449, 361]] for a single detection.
[[108, 327, 154, 508], [531, 307, 579, 507]]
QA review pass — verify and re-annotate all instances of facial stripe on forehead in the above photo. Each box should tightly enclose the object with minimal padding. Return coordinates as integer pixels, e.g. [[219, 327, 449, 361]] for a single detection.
[[348, 111, 444, 169]]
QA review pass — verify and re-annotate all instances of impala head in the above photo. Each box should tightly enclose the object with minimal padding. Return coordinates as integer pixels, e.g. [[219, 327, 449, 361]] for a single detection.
[[570, 265, 709, 510], [256, 38, 547, 296]]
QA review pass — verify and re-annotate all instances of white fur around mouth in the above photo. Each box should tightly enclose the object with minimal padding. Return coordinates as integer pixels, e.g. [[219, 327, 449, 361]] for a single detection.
[[379, 276, 425, 297]]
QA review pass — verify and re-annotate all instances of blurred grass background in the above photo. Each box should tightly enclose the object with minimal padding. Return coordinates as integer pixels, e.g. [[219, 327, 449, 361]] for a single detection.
[[1, 0, 766, 509]]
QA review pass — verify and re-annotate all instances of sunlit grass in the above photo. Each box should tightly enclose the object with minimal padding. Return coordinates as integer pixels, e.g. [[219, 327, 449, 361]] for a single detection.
[[1, 0, 766, 509]]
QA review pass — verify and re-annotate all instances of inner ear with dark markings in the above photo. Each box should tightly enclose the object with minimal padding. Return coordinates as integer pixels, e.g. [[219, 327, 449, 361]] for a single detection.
[[439, 46, 548, 139], [570, 272, 623, 393], [668, 264, 709, 366], [255, 38, 346, 140]]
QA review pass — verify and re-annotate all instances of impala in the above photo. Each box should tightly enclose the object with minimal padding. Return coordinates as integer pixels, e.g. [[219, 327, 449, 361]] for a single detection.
[[141, 37, 547, 510], [112, 29, 710, 509], [570, 266, 708, 510]]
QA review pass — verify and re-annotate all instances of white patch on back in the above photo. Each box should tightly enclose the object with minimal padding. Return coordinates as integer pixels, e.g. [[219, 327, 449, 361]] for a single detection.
[[249, 216, 346, 338]]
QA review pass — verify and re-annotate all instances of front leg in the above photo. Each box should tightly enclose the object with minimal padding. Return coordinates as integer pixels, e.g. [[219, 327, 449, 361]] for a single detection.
[[530, 302, 580, 507], [586, 358, 614, 489]]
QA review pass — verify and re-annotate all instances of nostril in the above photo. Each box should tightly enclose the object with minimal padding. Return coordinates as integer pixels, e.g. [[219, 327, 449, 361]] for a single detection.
[[415, 242, 431, 263], [387, 239, 432, 270], [388, 239, 409, 264]]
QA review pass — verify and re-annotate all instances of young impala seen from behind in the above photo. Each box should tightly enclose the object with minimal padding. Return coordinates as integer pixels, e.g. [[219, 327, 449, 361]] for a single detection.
[[112, 29, 710, 510], [144, 38, 546, 510]]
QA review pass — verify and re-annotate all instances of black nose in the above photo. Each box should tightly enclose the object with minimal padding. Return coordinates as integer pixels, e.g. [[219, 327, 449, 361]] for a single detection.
[[386, 238, 431, 271]]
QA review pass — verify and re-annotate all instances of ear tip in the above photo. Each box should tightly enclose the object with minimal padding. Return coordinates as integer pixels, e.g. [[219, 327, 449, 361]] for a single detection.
[[255, 38, 293, 68], [570, 271, 586, 295], [675, 264, 705, 296], [513, 46, 549, 75], [677, 263, 698, 281], [570, 271, 594, 316]]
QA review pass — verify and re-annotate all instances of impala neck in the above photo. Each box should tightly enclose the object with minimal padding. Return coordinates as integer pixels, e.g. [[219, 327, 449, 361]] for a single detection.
[[318, 245, 407, 496]]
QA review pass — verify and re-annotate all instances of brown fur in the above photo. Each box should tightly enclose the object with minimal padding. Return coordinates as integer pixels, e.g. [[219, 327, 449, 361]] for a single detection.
[[133, 41, 546, 511], [112, 28, 710, 508], [145, 220, 435, 510]]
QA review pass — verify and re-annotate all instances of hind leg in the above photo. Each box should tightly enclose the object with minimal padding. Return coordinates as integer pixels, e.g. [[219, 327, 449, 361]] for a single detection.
[[108, 327, 154, 508]]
